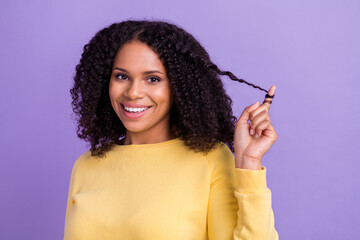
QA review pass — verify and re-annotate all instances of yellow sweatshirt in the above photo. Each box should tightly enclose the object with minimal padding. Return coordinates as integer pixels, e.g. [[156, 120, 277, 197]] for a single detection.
[[64, 138, 278, 239]]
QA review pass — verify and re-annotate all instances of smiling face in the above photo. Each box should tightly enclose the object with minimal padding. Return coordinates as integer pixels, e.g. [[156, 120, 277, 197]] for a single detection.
[[109, 41, 174, 143]]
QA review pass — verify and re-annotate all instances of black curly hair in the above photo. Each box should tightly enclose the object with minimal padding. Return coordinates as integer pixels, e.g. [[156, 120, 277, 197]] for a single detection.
[[70, 20, 270, 157]]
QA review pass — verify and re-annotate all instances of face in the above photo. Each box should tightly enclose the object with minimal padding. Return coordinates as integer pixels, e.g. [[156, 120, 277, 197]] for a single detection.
[[109, 41, 174, 137]]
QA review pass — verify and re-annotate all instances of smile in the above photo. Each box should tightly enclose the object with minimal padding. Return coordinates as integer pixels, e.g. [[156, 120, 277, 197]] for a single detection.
[[120, 104, 152, 119], [123, 106, 151, 113]]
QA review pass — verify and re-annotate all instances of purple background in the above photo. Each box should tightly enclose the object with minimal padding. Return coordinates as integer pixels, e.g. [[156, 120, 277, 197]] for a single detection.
[[1, 0, 359, 239]]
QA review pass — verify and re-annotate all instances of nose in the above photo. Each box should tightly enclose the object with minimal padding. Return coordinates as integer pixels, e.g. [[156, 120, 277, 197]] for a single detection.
[[124, 79, 144, 99]]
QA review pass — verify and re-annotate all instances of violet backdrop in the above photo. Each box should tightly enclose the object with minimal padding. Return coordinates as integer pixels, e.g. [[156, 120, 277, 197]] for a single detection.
[[1, 0, 359, 239]]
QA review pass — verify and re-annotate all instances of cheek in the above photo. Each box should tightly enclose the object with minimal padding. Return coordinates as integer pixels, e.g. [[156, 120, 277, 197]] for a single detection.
[[108, 80, 115, 97], [109, 80, 121, 100], [108, 80, 120, 109], [152, 86, 172, 107]]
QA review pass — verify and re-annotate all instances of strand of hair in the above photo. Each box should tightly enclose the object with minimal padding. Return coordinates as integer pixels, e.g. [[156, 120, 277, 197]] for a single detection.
[[209, 64, 269, 93]]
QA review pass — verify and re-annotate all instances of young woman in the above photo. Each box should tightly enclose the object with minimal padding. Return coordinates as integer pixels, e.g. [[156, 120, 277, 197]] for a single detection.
[[65, 20, 279, 239]]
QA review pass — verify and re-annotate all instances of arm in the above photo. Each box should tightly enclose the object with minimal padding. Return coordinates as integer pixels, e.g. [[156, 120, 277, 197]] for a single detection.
[[64, 160, 78, 224], [206, 143, 278, 240], [208, 85, 279, 239], [233, 167, 278, 239], [63, 151, 89, 238]]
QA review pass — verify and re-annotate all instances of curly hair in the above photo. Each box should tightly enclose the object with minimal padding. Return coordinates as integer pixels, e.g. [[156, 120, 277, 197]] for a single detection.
[[70, 20, 269, 157]]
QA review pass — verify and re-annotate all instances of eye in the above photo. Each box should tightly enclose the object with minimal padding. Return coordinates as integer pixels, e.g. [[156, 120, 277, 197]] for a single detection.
[[115, 73, 128, 80], [147, 76, 161, 83]]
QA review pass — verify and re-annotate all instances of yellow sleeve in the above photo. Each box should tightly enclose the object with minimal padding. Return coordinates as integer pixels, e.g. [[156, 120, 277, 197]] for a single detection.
[[206, 143, 279, 240], [64, 151, 89, 228], [64, 159, 79, 225]]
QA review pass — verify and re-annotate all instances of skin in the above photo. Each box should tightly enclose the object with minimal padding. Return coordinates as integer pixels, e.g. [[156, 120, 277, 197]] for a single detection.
[[109, 41, 175, 145], [109, 40, 278, 170], [234, 86, 278, 170]]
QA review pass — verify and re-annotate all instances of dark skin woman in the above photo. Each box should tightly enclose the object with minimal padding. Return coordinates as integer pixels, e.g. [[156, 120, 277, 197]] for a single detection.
[[70, 20, 277, 170], [66, 20, 278, 239]]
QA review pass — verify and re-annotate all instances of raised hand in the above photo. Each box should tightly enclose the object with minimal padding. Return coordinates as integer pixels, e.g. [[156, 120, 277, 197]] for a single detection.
[[234, 85, 278, 170]]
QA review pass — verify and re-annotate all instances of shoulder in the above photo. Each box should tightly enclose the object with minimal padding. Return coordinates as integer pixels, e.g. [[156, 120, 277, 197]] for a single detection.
[[69, 150, 93, 176], [205, 142, 234, 162], [204, 142, 235, 172]]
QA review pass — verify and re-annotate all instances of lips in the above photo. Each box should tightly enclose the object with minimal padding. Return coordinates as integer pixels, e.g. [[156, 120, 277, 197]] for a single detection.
[[120, 104, 152, 119]]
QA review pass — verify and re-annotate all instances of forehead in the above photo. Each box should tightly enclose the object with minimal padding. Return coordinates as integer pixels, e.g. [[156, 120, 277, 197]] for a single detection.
[[112, 41, 165, 72]]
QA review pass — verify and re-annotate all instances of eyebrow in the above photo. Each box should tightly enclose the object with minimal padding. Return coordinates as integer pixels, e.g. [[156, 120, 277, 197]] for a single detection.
[[113, 67, 163, 75]]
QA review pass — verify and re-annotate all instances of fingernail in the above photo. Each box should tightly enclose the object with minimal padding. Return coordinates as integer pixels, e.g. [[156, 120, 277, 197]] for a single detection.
[[249, 102, 256, 108], [250, 128, 254, 135], [249, 102, 259, 112]]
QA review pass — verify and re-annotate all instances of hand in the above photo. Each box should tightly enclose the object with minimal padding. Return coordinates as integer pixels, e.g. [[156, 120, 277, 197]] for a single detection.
[[234, 85, 278, 170]]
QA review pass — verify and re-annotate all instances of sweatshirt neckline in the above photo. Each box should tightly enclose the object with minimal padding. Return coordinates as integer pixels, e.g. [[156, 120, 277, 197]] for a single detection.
[[111, 137, 182, 150]]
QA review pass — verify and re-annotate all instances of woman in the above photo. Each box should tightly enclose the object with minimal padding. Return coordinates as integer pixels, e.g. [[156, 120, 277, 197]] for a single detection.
[[65, 20, 279, 239]]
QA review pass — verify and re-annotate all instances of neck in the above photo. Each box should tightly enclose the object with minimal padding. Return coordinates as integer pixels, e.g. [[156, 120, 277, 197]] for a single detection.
[[122, 126, 175, 145]]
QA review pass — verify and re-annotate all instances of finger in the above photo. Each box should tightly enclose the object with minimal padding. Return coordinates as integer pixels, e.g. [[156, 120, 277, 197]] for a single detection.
[[260, 122, 278, 141], [237, 101, 260, 125], [263, 85, 276, 110], [250, 111, 270, 131], [255, 120, 271, 138], [249, 104, 268, 121], [250, 111, 270, 137]]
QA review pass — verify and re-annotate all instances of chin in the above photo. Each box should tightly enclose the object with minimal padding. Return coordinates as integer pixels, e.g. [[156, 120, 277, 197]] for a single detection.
[[121, 121, 149, 133]]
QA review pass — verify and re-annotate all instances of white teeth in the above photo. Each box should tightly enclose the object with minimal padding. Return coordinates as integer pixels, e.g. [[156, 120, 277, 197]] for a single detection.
[[123, 106, 150, 113]]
